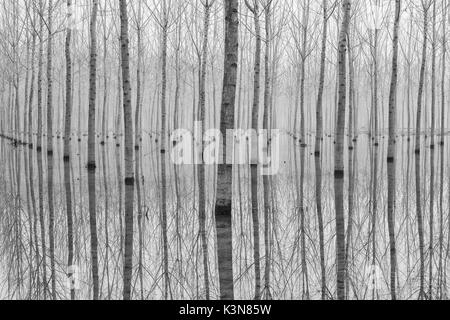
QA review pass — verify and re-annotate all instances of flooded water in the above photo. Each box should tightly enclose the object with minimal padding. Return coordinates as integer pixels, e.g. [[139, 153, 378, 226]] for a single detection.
[[1, 132, 448, 300]]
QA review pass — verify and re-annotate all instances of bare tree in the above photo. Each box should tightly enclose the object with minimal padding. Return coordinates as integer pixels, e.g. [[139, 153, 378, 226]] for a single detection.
[[197, 0, 215, 300], [438, 0, 447, 299], [415, 0, 432, 300], [387, 0, 401, 301], [64, 0, 73, 161], [334, 0, 351, 300], [215, 0, 239, 300], [119, 0, 135, 300], [428, 0, 437, 299], [160, 0, 170, 300], [245, 0, 262, 300], [46, 0, 57, 300], [314, 0, 330, 300], [87, 0, 100, 300], [262, 0, 273, 301]]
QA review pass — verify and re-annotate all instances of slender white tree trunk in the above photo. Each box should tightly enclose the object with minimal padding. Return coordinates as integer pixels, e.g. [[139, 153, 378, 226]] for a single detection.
[[387, 0, 401, 301], [245, 0, 262, 300], [197, 0, 214, 300], [315, 0, 328, 300], [119, 0, 135, 300], [415, 3, 429, 300]]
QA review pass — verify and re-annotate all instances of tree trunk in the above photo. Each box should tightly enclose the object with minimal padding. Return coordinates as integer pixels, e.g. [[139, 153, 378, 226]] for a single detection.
[[35, 2, 47, 290], [429, 0, 436, 299], [215, 0, 239, 300], [160, 9, 170, 300], [27, 15, 40, 292], [245, 0, 262, 300], [78, 58, 82, 142], [415, 3, 429, 300], [438, 0, 446, 299], [136, 143, 144, 299], [197, 0, 213, 300], [135, 4, 142, 150], [299, 1, 310, 299], [315, 0, 328, 300], [28, 10, 37, 149], [23, 33, 30, 147], [87, 0, 99, 300], [37, 0, 44, 152], [64, 0, 72, 161], [345, 29, 356, 300], [371, 28, 379, 301], [37, 124, 47, 300], [173, 14, 184, 299], [45, 0, 57, 300], [334, 0, 351, 301], [119, 0, 135, 300], [263, 0, 272, 301], [387, 0, 401, 301], [101, 16, 109, 146], [63, 0, 75, 300]]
